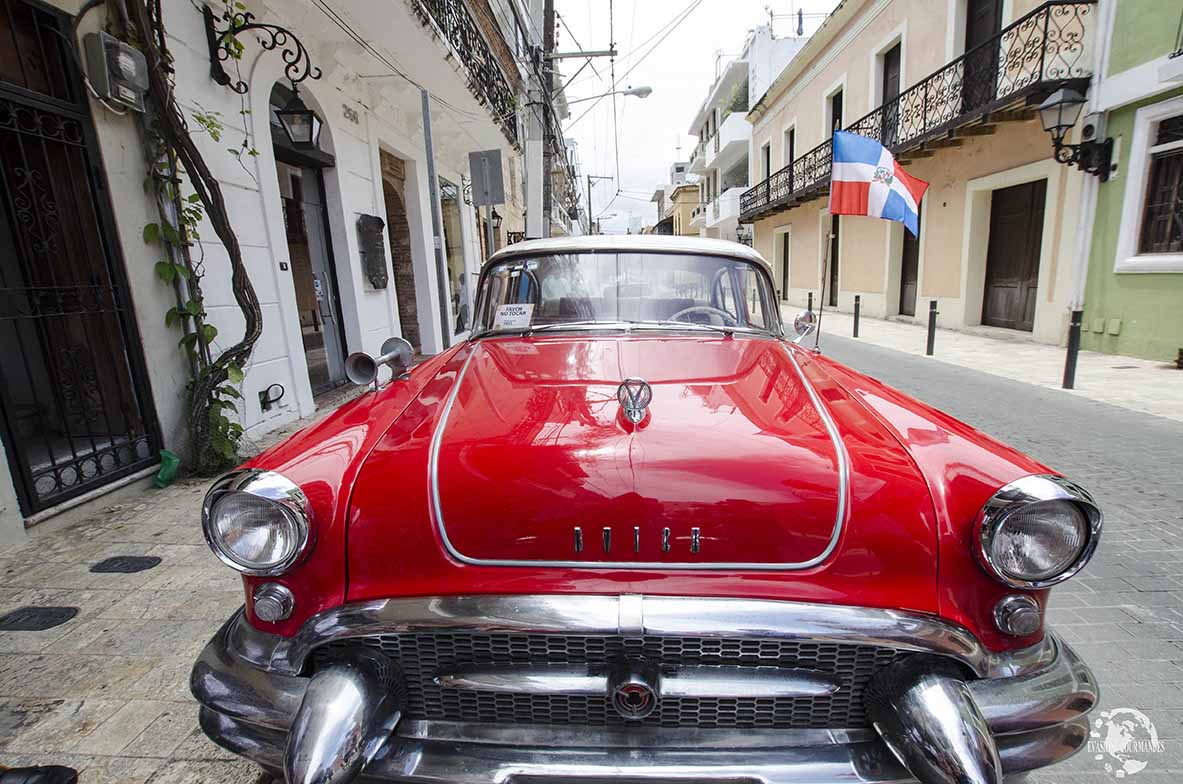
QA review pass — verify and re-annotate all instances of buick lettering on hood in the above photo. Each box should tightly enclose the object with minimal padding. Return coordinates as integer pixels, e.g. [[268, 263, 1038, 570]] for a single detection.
[[192, 236, 1100, 784]]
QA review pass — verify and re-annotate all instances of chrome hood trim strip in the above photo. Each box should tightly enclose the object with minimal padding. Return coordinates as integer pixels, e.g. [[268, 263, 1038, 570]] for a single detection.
[[426, 341, 850, 570], [243, 595, 1054, 678]]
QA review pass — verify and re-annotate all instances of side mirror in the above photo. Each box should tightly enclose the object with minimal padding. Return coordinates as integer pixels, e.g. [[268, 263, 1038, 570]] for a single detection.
[[791, 310, 816, 344], [344, 336, 414, 387]]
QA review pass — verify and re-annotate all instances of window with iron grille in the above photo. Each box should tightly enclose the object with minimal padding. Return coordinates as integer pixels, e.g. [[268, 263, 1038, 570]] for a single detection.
[[1139, 114, 1183, 254]]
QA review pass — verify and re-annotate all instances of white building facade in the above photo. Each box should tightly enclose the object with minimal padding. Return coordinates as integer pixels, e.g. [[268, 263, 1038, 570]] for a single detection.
[[688, 25, 806, 242], [0, 0, 557, 542]]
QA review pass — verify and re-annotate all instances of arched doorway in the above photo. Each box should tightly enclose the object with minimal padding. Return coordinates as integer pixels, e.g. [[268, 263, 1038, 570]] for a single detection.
[[380, 151, 420, 352], [269, 83, 348, 393]]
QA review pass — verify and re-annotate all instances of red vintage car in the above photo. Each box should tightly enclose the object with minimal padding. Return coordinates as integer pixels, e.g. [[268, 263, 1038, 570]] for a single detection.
[[192, 235, 1100, 784]]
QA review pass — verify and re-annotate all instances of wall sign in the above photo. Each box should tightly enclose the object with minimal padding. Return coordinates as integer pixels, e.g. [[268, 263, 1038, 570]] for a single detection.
[[356, 214, 389, 289]]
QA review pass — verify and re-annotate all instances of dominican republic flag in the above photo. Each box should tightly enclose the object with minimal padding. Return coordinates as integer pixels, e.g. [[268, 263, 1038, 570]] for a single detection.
[[830, 131, 928, 237]]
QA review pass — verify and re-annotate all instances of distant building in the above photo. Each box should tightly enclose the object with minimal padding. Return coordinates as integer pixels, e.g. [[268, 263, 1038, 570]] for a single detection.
[[688, 25, 806, 241]]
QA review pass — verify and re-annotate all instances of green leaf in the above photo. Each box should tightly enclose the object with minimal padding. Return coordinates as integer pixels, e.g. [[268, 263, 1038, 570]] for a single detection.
[[174, 264, 191, 280], [187, 193, 202, 203], [179, 333, 198, 349], [164, 307, 180, 328], [160, 222, 180, 244], [155, 260, 176, 283], [142, 223, 160, 244], [185, 299, 201, 316], [219, 385, 244, 399], [226, 364, 244, 384], [201, 324, 218, 343]]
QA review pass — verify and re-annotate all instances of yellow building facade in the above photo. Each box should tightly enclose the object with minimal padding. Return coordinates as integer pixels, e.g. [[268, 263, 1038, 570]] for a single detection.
[[742, 0, 1100, 344]]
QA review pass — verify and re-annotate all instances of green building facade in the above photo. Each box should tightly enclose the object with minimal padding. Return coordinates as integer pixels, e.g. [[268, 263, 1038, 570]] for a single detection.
[[1081, 0, 1183, 362]]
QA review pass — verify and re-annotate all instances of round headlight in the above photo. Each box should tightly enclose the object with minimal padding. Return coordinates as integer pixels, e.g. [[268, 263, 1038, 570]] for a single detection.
[[202, 470, 312, 576], [976, 475, 1101, 589]]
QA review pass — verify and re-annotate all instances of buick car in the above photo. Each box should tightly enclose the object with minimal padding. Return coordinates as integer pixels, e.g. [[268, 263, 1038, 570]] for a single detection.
[[191, 235, 1100, 784]]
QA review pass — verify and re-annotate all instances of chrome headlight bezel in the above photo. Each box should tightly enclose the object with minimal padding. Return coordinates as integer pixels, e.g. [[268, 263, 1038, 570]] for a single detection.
[[974, 474, 1102, 590], [202, 469, 313, 577]]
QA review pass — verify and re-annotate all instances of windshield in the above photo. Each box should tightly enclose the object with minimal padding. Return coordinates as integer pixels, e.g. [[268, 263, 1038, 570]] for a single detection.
[[474, 252, 780, 336]]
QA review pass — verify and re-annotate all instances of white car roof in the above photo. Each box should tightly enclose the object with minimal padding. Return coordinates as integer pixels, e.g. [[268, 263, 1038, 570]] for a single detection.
[[486, 234, 772, 274]]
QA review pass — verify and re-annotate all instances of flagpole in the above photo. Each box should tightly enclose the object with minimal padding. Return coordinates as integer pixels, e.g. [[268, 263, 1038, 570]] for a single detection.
[[815, 217, 832, 351]]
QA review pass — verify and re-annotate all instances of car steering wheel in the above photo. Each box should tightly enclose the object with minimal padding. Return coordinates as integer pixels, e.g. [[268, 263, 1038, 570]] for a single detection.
[[669, 305, 740, 326]]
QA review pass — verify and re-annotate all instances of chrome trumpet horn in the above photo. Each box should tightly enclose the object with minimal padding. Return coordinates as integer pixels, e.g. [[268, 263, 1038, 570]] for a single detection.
[[344, 336, 414, 387]]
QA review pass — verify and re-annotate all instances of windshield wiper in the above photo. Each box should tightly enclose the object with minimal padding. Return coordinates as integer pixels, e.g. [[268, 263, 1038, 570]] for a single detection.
[[642, 320, 737, 337], [528, 320, 618, 333]]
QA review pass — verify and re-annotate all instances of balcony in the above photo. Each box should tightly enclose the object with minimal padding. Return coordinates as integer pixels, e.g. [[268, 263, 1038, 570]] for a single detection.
[[707, 111, 751, 172], [740, 0, 1095, 222], [409, 0, 519, 145], [707, 188, 745, 228], [689, 141, 706, 174], [690, 204, 707, 229]]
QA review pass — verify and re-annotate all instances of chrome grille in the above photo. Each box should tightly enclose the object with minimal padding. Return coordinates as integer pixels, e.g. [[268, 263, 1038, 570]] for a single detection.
[[313, 633, 909, 729]]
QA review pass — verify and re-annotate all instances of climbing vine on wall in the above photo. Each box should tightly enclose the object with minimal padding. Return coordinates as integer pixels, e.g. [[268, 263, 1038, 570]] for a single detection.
[[110, 0, 262, 474]]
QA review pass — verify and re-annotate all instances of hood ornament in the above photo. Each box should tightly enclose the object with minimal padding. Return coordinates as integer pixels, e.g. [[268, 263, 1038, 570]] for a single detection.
[[617, 378, 652, 424]]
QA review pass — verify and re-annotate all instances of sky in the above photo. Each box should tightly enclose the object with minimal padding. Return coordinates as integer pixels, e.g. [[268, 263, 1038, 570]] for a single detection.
[[555, 0, 842, 234]]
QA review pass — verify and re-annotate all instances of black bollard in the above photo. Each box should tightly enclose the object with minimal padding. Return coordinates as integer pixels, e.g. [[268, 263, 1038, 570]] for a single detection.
[[1062, 309, 1083, 389], [853, 295, 860, 338], [926, 300, 938, 356], [807, 291, 813, 314]]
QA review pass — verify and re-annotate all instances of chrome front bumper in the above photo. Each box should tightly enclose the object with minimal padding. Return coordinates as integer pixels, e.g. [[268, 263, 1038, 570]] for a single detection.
[[192, 596, 1097, 784]]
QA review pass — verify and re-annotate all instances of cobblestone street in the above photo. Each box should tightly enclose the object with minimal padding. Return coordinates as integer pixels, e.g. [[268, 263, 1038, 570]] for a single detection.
[[823, 333, 1183, 783]]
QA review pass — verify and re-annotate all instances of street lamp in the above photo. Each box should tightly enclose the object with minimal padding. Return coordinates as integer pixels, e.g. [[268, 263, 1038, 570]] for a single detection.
[[276, 83, 322, 149], [565, 85, 653, 105], [1038, 87, 1112, 181]]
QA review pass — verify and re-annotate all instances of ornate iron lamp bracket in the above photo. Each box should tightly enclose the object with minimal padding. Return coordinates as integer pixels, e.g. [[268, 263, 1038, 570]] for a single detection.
[[202, 5, 321, 95], [1051, 136, 1113, 182]]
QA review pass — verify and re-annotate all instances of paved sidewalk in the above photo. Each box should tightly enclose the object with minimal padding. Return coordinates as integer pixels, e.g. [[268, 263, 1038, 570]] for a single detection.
[[0, 396, 363, 782], [789, 308, 1182, 422]]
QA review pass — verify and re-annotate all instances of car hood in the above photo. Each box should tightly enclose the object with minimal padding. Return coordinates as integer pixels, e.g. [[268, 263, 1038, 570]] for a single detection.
[[415, 335, 845, 567]]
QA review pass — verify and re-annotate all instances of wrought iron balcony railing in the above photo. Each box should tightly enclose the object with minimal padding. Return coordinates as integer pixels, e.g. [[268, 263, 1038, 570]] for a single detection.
[[741, 0, 1095, 221], [409, 0, 519, 145]]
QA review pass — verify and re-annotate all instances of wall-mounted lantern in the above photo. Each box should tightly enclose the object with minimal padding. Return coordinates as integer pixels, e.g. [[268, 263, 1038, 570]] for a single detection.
[[276, 84, 323, 149], [1038, 87, 1113, 181], [491, 209, 503, 230]]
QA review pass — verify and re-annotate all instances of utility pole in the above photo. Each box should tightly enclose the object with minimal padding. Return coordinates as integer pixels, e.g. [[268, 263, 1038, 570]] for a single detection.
[[586, 174, 612, 235], [421, 89, 450, 351], [542, 0, 555, 238]]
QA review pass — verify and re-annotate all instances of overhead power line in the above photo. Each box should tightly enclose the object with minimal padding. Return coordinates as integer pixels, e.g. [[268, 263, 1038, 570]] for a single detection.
[[566, 0, 706, 130]]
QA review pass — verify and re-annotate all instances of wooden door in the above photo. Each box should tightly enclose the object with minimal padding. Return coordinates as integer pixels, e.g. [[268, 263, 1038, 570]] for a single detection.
[[963, 0, 1002, 112], [899, 216, 920, 317], [780, 232, 790, 301], [982, 180, 1045, 332], [881, 44, 902, 147]]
